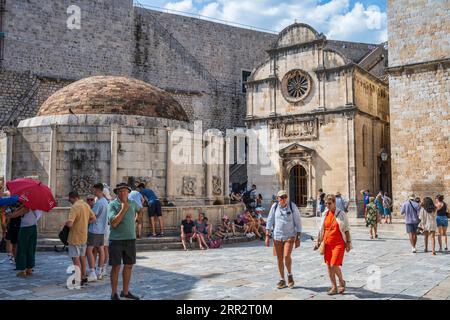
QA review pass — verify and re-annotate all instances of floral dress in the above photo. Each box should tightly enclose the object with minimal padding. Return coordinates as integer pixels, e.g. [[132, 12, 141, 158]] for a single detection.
[[365, 203, 378, 227]]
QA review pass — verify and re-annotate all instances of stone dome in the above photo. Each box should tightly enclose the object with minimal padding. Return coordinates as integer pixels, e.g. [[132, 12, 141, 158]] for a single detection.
[[38, 76, 189, 122]]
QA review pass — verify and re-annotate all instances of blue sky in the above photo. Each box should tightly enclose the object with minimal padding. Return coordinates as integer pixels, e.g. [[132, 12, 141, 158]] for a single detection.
[[136, 0, 387, 43]]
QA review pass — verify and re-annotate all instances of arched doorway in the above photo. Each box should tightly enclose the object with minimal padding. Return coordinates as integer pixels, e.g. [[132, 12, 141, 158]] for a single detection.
[[289, 165, 307, 207]]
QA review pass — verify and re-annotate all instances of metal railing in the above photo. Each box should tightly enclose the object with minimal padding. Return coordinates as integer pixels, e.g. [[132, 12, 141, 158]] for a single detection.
[[133, 1, 278, 34], [1, 73, 40, 128]]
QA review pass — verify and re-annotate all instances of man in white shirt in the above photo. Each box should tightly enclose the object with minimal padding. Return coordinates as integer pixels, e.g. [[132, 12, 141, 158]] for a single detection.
[[86, 183, 109, 281]]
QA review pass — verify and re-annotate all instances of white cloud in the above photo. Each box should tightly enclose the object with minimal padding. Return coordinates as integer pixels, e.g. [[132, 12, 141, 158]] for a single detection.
[[164, 0, 195, 12], [327, 2, 387, 42], [154, 0, 387, 43]]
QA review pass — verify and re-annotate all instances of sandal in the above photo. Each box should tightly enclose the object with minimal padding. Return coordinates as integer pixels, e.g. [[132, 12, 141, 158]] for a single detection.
[[16, 271, 27, 278], [338, 280, 346, 294], [327, 287, 338, 295]]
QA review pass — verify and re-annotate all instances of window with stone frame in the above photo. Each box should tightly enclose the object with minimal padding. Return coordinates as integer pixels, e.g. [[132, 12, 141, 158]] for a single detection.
[[242, 70, 252, 93], [281, 69, 312, 103]]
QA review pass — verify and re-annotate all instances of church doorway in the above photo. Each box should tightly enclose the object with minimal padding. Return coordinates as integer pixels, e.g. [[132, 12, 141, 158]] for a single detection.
[[289, 165, 307, 207]]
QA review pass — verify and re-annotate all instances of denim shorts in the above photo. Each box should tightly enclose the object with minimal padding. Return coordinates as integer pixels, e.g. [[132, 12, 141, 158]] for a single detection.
[[406, 223, 419, 234], [383, 208, 391, 216], [436, 216, 449, 228]]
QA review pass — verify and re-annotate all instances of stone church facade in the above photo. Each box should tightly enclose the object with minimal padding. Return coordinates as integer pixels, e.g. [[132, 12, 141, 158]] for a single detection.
[[387, 0, 450, 213], [245, 24, 390, 216]]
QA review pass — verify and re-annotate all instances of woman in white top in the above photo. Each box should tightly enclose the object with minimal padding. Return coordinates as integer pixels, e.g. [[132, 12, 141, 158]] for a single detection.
[[9, 205, 42, 277], [419, 197, 437, 255]]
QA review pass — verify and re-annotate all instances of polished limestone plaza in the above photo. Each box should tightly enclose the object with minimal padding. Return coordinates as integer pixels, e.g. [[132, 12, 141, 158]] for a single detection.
[[0, 220, 449, 300]]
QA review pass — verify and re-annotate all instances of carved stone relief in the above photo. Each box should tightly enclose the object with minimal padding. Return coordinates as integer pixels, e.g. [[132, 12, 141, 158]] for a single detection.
[[67, 149, 99, 196], [271, 119, 318, 141], [212, 176, 222, 195], [182, 176, 196, 195]]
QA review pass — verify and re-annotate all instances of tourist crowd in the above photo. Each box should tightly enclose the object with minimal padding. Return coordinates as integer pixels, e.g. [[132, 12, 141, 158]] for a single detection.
[[0, 178, 448, 299]]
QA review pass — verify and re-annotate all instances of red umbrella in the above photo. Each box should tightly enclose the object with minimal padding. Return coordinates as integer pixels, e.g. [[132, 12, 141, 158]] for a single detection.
[[6, 178, 57, 212]]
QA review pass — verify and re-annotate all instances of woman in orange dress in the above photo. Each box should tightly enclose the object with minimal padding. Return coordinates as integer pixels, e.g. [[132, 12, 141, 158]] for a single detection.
[[316, 194, 352, 295]]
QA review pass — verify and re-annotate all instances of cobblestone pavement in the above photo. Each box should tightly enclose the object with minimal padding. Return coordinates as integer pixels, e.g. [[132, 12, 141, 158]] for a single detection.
[[0, 224, 449, 300]]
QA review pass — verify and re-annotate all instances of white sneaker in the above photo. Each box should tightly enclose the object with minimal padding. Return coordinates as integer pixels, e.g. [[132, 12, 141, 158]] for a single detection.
[[96, 267, 103, 280], [87, 270, 97, 282], [9, 255, 14, 264], [412, 247, 417, 253]]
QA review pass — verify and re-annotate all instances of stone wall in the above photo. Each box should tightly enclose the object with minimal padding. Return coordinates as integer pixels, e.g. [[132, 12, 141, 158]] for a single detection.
[[55, 125, 112, 202], [387, 0, 450, 67], [387, 0, 450, 213], [389, 66, 450, 212], [11, 126, 52, 182], [354, 68, 389, 121], [0, 70, 72, 127], [3, 0, 134, 78], [354, 113, 390, 215], [1, 0, 276, 131]]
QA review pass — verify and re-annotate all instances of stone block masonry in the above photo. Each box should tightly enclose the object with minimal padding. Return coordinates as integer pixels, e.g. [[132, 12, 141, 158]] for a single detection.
[[1, 0, 277, 132], [387, 0, 450, 213]]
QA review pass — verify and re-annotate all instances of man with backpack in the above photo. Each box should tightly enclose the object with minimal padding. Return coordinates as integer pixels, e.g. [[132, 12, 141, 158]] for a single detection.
[[382, 192, 393, 224], [401, 193, 421, 253], [265, 190, 302, 289], [243, 185, 257, 210]]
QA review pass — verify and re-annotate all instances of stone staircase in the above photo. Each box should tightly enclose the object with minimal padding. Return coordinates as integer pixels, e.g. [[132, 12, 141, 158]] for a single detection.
[[37, 233, 255, 252], [229, 164, 247, 189]]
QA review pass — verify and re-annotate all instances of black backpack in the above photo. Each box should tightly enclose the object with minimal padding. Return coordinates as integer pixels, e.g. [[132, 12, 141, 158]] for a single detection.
[[58, 225, 70, 246], [242, 190, 252, 204], [274, 201, 294, 213]]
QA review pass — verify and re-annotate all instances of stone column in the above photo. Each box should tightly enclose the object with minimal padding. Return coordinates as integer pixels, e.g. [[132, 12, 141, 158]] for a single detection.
[[48, 125, 58, 196], [269, 80, 275, 116], [278, 157, 285, 190], [346, 115, 358, 217], [307, 157, 313, 200], [166, 128, 174, 202], [223, 136, 230, 204], [3, 127, 15, 182], [345, 71, 354, 106], [205, 134, 213, 204], [247, 86, 254, 119], [110, 125, 118, 189], [304, 157, 314, 216]]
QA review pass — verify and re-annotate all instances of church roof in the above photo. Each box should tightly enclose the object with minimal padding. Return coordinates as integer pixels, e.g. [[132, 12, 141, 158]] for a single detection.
[[38, 76, 189, 122]]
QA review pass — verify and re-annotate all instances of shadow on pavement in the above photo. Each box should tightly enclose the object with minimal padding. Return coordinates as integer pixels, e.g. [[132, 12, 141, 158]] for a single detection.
[[293, 285, 428, 300]]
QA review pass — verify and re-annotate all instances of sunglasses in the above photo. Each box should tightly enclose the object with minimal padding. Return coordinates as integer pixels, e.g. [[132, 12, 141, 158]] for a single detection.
[[326, 202, 333, 205], [279, 195, 288, 200]]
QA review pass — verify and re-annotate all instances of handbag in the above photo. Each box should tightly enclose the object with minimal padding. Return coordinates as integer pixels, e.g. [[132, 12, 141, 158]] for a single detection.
[[58, 225, 70, 246]]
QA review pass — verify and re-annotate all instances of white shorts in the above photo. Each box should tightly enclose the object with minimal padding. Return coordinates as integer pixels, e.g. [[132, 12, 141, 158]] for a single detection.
[[68, 244, 87, 258]]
